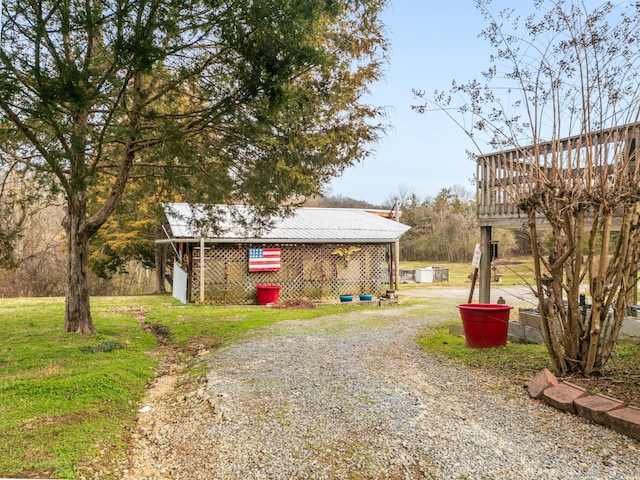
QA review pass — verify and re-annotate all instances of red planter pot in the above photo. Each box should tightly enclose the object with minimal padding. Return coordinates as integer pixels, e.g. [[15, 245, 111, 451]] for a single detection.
[[456, 303, 513, 348], [256, 285, 281, 305]]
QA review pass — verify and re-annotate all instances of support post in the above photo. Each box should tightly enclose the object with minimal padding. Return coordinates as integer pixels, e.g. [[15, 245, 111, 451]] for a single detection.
[[394, 199, 400, 290], [479, 226, 492, 303], [394, 240, 400, 291], [199, 236, 205, 304]]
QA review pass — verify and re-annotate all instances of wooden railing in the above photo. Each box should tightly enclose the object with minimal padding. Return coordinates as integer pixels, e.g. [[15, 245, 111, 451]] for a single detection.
[[476, 123, 640, 226]]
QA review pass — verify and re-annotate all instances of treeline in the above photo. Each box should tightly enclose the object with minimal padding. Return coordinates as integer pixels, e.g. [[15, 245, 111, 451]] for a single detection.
[[312, 186, 531, 262], [0, 201, 157, 298], [310, 186, 483, 262], [395, 187, 478, 262], [0, 187, 533, 297]]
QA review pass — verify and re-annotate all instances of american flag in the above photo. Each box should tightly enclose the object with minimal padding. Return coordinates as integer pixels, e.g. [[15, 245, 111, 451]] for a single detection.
[[248, 248, 281, 272]]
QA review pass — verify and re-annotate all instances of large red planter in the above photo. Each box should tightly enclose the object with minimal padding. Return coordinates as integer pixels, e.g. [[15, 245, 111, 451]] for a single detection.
[[256, 285, 281, 305], [456, 303, 513, 348]]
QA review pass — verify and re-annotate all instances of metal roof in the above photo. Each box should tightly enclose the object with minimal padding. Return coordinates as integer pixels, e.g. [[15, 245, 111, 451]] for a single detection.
[[161, 203, 410, 244]]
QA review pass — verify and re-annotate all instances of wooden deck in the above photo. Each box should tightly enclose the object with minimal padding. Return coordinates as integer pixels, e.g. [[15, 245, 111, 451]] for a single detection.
[[476, 122, 640, 227], [474, 122, 640, 301]]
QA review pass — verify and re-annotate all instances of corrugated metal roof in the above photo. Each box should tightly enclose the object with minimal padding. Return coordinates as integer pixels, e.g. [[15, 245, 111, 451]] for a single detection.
[[162, 203, 410, 243]]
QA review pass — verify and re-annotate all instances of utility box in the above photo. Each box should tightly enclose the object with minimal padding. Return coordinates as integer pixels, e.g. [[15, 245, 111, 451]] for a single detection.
[[415, 267, 434, 283], [415, 266, 449, 283]]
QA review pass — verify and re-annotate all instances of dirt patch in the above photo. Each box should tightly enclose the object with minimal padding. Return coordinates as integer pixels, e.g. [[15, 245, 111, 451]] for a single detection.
[[467, 350, 640, 407], [107, 306, 147, 319], [145, 374, 178, 401], [273, 298, 317, 309], [184, 336, 225, 356], [146, 322, 171, 343], [562, 369, 640, 407]]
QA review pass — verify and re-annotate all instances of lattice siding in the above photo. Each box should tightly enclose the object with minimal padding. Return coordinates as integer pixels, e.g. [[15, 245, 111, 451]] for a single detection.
[[191, 243, 388, 304]]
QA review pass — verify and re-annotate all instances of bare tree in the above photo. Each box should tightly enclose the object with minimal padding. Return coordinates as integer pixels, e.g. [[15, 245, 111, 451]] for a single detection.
[[415, 0, 640, 374]]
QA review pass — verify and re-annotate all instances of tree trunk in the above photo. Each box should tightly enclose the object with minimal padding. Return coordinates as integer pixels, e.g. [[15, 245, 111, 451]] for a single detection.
[[155, 243, 167, 293], [528, 210, 566, 374], [64, 204, 96, 334]]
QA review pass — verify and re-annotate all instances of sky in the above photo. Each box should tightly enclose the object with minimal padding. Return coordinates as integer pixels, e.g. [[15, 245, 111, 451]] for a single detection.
[[326, 1, 502, 206]]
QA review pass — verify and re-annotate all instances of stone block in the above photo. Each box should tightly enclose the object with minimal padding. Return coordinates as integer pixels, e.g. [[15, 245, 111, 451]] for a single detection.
[[528, 368, 559, 400], [523, 326, 545, 344], [620, 317, 640, 343], [378, 298, 398, 306], [519, 310, 541, 328], [606, 406, 640, 440], [542, 381, 586, 413], [574, 394, 625, 425], [507, 335, 528, 344], [508, 322, 525, 340]]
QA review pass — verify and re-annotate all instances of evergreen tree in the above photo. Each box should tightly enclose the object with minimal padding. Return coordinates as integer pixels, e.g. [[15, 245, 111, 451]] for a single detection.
[[0, 0, 388, 333]]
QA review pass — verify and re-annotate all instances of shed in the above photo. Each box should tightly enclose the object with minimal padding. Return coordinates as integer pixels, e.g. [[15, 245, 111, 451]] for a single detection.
[[158, 203, 410, 304]]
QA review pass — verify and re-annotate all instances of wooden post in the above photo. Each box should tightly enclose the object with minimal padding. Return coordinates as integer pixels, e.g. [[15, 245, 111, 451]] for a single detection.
[[634, 266, 638, 306], [468, 268, 478, 303], [479, 226, 492, 303], [394, 240, 400, 291], [388, 243, 393, 291], [199, 236, 205, 304], [186, 244, 192, 302], [468, 242, 482, 303], [394, 199, 400, 291]]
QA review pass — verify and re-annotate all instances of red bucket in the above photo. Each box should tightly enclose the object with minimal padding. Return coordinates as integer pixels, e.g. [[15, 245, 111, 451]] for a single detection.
[[456, 303, 513, 348], [256, 285, 281, 305]]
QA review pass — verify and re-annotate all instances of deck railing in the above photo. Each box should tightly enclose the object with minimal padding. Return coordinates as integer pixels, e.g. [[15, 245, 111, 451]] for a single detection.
[[476, 123, 640, 226]]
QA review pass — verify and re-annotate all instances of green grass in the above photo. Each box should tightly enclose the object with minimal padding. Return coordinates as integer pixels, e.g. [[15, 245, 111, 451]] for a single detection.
[[0, 295, 380, 478], [0, 296, 163, 479], [144, 302, 374, 348], [410, 294, 550, 378], [400, 256, 537, 287], [416, 326, 551, 379], [2, 283, 635, 478]]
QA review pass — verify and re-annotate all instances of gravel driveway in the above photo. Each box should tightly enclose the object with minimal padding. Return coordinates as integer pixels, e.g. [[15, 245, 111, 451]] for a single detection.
[[123, 304, 639, 479]]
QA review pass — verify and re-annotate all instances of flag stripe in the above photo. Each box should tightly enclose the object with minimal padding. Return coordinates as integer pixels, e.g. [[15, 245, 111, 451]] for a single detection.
[[248, 248, 281, 272]]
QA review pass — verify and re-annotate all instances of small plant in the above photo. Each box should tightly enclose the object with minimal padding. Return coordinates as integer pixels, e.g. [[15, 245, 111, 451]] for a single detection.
[[80, 340, 124, 353]]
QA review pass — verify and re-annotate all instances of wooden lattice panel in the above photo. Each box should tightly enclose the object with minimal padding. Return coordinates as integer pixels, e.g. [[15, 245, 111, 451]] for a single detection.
[[190, 243, 388, 304]]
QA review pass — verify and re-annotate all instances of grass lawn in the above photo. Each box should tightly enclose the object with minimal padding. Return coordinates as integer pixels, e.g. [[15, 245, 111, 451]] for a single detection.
[[0, 296, 161, 478], [400, 256, 537, 287], [0, 295, 377, 479], [1, 277, 638, 478]]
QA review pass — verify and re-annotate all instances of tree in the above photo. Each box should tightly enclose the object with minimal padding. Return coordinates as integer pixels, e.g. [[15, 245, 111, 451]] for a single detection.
[[415, 0, 640, 374], [0, 201, 67, 297], [305, 193, 382, 209], [0, 0, 388, 333], [0, 167, 28, 269], [393, 186, 477, 262], [88, 181, 164, 289]]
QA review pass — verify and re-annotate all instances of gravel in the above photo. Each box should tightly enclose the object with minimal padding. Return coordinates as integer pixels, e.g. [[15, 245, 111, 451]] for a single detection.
[[122, 305, 640, 480]]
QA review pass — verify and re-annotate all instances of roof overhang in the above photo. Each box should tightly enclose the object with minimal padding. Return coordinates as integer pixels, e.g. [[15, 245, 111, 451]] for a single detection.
[[156, 237, 401, 245]]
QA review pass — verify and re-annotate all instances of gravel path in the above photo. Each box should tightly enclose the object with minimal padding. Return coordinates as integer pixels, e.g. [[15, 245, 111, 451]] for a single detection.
[[123, 305, 639, 479]]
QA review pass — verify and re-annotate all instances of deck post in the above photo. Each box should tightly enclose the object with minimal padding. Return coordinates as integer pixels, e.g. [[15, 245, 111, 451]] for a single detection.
[[199, 236, 205, 304], [479, 226, 492, 303], [394, 199, 400, 290]]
